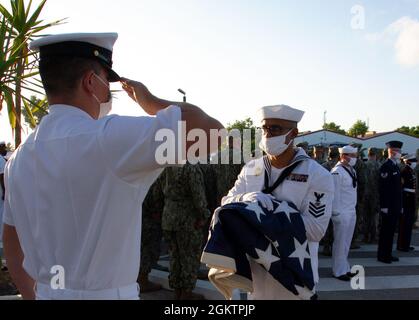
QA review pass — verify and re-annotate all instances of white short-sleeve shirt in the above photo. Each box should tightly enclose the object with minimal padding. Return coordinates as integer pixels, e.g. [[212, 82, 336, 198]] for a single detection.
[[0, 155, 6, 237], [3, 104, 182, 290]]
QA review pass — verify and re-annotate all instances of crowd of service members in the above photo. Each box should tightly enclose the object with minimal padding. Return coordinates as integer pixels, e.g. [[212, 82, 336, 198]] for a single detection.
[[137, 140, 418, 296]]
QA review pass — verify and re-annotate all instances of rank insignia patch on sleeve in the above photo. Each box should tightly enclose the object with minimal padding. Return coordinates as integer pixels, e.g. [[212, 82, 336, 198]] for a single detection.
[[309, 192, 326, 218]]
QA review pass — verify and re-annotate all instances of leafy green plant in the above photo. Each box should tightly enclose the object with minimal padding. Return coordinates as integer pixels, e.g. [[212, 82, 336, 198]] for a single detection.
[[0, 0, 64, 147]]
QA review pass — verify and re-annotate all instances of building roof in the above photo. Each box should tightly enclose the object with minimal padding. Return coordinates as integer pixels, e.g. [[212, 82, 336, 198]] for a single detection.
[[297, 129, 419, 141]]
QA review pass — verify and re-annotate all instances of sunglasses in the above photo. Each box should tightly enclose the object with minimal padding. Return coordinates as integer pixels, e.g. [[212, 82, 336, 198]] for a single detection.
[[257, 125, 293, 136]]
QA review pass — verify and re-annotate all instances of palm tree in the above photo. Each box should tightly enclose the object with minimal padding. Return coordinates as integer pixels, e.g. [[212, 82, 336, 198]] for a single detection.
[[0, 0, 64, 147], [22, 94, 48, 129]]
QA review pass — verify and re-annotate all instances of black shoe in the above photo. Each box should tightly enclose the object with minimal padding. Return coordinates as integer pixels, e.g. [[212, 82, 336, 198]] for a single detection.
[[397, 247, 409, 252], [347, 270, 359, 278], [409, 247, 415, 251], [377, 257, 392, 264], [350, 243, 361, 250], [391, 256, 399, 262], [334, 275, 351, 281]]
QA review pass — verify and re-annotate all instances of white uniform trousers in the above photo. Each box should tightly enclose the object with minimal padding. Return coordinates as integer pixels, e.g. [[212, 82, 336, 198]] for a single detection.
[[35, 282, 140, 300], [331, 211, 357, 277]]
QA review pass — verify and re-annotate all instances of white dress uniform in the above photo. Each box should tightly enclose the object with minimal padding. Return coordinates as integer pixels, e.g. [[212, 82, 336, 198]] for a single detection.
[[0, 154, 6, 239], [330, 162, 357, 277], [3, 104, 182, 299], [222, 148, 334, 299]]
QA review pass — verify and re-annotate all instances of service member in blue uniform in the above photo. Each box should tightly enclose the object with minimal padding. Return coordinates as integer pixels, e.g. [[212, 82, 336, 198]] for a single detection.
[[397, 154, 417, 252], [377, 141, 403, 264]]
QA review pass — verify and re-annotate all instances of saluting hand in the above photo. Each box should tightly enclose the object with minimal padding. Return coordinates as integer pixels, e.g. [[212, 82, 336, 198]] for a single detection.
[[120, 77, 169, 115], [120, 78, 151, 107]]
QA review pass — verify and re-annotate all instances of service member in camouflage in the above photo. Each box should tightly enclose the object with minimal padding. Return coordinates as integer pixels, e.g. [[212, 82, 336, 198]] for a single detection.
[[351, 144, 367, 249], [363, 148, 381, 243], [161, 162, 211, 300], [322, 147, 340, 172], [212, 138, 245, 207], [380, 149, 389, 166], [200, 157, 218, 215], [313, 145, 326, 165], [137, 172, 165, 292], [198, 156, 218, 280]]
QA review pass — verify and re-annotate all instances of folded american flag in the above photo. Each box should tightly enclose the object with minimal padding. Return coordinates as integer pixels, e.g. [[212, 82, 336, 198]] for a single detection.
[[201, 200, 315, 300]]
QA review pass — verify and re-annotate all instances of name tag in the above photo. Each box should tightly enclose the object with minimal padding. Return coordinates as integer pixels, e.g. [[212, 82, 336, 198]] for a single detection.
[[286, 174, 309, 183]]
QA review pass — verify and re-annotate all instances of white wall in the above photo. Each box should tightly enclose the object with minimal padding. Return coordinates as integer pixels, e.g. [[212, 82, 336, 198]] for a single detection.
[[363, 132, 419, 155], [295, 130, 362, 146], [295, 130, 419, 155]]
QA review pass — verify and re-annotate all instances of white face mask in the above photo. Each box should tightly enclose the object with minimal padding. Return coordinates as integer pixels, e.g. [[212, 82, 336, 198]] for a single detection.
[[92, 74, 113, 118], [259, 130, 293, 156], [410, 162, 417, 170], [348, 157, 357, 167]]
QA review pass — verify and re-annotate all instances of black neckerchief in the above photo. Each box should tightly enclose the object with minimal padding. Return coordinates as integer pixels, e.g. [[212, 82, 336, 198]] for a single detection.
[[341, 164, 357, 188], [262, 155, 307, 195]]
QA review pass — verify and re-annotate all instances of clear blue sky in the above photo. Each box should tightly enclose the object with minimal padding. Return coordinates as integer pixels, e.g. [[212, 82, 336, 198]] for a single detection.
[[1, 0, 419, 143]]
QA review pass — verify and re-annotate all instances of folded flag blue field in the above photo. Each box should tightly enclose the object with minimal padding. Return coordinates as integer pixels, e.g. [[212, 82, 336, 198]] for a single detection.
[[201, 200, 315, 300]]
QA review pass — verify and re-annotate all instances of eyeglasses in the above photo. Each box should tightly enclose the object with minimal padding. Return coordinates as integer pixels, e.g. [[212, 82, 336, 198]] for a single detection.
[[257, 125, 293, 136]]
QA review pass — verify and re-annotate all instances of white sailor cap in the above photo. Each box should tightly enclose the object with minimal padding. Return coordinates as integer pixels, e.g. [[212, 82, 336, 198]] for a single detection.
[[257, 105, 305, 123], [30, 33, 120, 82], [402, 154, 417, 161], [339, 145, 358, 154]]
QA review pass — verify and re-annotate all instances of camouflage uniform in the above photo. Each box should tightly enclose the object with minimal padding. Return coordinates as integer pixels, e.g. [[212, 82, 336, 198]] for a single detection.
[[352, 157, 367, 247], [313, 145, 326, 165], [199, 158, 218, 250], [139, 173, 165, 278], [363, 158, 380, 243], [322, 158, 339, 172], [380, 149, 389, 166], [161, 163, 211, 291], [212, 147, 245, 207], [199, 156, 218, 214]]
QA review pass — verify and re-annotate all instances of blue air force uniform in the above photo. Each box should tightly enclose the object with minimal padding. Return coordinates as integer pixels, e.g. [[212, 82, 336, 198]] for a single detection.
[[377, 142, 403, 263]]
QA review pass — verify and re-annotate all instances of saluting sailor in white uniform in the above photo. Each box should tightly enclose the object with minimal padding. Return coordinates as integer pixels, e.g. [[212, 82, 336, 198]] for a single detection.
[[2, 33, 223, 300], [222, 105, 334, 300], [330, 146, 359, 281]]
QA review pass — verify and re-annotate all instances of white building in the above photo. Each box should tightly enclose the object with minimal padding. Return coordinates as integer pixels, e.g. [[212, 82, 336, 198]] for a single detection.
[[295, 129, 419, 155]]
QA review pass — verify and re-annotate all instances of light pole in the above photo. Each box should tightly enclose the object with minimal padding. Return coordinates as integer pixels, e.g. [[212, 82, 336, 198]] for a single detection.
[[178, 89, 186, 102]]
